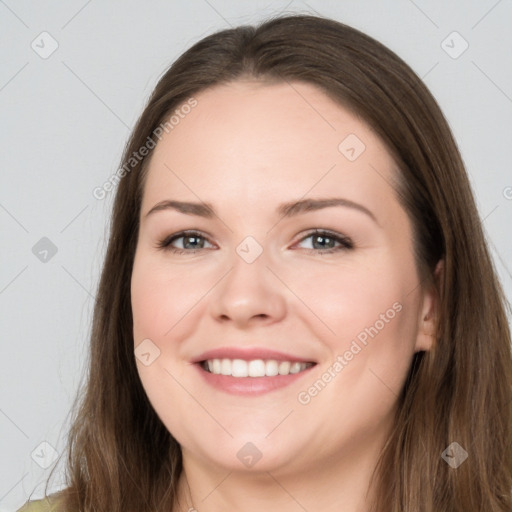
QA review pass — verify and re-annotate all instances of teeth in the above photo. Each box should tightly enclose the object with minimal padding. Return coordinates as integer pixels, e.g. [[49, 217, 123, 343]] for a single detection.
[[248, 359, 265, 377], [202, 358, 313, 377], [232, 359, 248, 377], [290, 362, 302, 374], [266, 360, 279, 376], [221, 359, 231, 376], [278, 361, 291, 375]]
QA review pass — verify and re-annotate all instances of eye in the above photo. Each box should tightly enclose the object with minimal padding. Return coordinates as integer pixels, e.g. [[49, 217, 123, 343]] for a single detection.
[[155, 229, 354, 255], [293, 229, 354, 253], [155, 230, 214, 254]]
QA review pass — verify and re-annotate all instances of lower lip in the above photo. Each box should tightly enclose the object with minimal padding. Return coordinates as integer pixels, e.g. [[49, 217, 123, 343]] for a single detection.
[[194, 363, 315, 396]]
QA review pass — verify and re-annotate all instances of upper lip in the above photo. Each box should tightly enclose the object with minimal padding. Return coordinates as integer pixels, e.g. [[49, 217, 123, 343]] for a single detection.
[[191, 347, 317, 364]]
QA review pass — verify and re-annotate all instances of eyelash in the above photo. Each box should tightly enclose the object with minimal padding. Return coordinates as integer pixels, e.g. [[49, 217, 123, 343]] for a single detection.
[[155, 229, 354, 255]]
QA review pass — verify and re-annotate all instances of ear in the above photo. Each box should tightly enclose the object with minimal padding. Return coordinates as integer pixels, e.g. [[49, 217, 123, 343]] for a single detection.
[[414, 259, 443, 353]]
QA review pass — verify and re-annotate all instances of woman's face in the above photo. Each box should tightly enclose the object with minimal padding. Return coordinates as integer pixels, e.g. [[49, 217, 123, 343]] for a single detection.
[[131, 80, 437, 475]]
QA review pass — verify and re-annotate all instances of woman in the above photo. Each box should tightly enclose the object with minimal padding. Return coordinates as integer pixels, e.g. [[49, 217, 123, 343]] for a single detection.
[[19, 13, 512, 512]]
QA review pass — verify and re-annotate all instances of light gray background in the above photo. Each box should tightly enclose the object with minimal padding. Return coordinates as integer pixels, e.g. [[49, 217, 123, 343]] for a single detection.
[[1, 1, 511, 510]]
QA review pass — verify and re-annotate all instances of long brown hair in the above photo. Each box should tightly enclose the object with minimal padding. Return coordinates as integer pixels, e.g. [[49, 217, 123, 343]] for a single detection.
[[37, 13, 511, 511]]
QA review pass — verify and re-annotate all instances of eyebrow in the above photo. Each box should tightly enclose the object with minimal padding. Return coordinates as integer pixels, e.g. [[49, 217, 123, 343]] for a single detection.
[[144, 197, 378, 224]]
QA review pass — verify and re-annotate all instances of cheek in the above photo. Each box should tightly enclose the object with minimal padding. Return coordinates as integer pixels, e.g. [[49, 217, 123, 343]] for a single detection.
[[131, 257, 203, 345], [293, 256, 416, 339], [292, 254, 420, 390], [131, 260, 206, 444], [291, 264, 419, 442], [131, 275, 172, 343]]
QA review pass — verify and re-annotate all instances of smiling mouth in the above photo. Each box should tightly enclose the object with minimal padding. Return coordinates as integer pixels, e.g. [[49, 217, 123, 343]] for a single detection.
[[200, 358, 316, 377]]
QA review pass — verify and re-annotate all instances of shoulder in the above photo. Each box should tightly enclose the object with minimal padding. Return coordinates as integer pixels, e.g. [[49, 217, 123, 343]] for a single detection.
[[17, 492, 66, 512]]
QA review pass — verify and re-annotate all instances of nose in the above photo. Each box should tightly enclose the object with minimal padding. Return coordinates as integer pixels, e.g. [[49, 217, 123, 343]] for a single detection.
[[207, 248, 287, 329]]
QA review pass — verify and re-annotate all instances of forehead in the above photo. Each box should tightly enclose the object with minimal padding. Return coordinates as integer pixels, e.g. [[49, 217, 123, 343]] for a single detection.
[[141, 80, 397, 215]]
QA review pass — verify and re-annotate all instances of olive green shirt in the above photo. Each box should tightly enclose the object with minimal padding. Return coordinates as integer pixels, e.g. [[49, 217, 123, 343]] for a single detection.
[[17, 493, 64, 512]]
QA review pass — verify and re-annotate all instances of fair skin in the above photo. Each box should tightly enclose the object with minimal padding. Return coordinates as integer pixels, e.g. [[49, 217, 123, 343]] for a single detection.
[[131, 80, 439, 512]]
